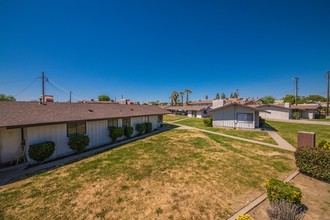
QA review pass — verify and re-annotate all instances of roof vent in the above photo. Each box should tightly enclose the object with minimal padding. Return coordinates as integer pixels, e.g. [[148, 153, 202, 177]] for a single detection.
[[130, 108, 134, 111], [88, 109, 94, 112]]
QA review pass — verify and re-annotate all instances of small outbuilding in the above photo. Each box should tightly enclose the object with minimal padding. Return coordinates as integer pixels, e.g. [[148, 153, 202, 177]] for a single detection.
[[211, 103, 261, 129]]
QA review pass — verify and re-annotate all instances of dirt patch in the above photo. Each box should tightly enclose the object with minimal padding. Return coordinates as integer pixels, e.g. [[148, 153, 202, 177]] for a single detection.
[[248, 173, 330, 220]]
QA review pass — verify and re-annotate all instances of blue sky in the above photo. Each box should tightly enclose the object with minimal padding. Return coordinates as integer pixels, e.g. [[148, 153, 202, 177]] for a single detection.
[[0, 0, 329, 103]]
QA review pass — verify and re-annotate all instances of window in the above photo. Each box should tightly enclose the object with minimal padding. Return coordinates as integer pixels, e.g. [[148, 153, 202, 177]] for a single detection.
[[158, 115, 163, 123], [67, 122, 86, 136], [122, 117, 131, 127], [108, 118, 118, 128], [237, 113, 253, 122]]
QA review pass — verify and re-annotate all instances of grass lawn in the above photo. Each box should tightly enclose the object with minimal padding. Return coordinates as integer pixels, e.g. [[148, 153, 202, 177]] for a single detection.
[[0, 129, 295, 219], [266, 121, 330, 147], [173, 117, 277, 144], [163, 114, 188, 122]]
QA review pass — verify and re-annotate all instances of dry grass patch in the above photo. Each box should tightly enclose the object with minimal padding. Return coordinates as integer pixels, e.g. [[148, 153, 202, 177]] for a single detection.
[[0, 129, 295, 219]]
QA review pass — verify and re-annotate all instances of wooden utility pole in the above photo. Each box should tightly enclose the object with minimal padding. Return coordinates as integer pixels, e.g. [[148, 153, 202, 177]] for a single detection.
[[327, 71, 330, 116], [42, 71, 45, 102], [293, 77, 299, 106], [69, 91, 72, 103]]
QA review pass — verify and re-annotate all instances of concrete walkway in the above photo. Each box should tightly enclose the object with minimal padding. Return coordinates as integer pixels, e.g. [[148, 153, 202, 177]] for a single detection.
[[167, 122, 296, 152], [265, 130, 296, 151], [0, 127, 169, 186], [267, 118, 330, 126]]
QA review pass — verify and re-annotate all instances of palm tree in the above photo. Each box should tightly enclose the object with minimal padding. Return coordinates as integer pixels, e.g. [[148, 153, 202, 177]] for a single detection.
[[179, 91, 185, 106], [171, 91, 179, 105], [184, 89, 192, 105]]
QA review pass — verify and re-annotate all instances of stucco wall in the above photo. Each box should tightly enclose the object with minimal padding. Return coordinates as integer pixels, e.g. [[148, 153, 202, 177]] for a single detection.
[[257, 106, 290, 120]]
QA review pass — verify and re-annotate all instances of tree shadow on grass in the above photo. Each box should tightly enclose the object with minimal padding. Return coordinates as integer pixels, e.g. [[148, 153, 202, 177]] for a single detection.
[[261, 122, 278, 132]]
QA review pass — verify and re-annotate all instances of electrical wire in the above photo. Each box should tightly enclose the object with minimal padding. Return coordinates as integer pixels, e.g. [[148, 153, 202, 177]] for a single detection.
[[14, 77, 40, 97]]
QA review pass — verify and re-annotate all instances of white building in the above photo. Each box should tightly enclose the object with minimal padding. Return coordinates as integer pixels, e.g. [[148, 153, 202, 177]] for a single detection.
[[0, 102, 169, 165]]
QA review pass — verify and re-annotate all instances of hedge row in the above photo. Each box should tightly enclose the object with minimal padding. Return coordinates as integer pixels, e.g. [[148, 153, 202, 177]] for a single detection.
[[295, 146, 330, 181]]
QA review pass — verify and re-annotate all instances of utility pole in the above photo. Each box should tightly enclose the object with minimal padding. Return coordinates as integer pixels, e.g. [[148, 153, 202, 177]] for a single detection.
[[327, 71, 330, 116], [293, 77, 299, 106], [42, 71, 45, 102], [236, 88, 239, 98], [69, 91, 72, 103]]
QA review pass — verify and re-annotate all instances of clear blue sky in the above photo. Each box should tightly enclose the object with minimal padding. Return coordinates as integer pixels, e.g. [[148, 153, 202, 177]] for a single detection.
[[0, 0, 329, 103]]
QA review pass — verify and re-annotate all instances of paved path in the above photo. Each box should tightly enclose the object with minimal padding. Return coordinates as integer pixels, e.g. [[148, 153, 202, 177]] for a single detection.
[[166, 122, 296, 152], [0, 127, 169, 186], [267, 118, 330, 126], [265, 130, 296, 151]]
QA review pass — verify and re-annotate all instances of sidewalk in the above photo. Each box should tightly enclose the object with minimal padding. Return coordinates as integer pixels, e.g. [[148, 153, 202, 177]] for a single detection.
[[0, 127, 169, 186]]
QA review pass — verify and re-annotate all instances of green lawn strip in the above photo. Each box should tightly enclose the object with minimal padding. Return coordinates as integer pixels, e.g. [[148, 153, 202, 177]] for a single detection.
[[163, 114, 188, 122], [175, 117, 277, 144], [266, 121, 330, 147], [0, 129, 295, 219]]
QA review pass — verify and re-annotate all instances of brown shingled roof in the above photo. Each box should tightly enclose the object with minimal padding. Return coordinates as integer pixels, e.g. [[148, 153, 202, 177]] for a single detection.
[[0, 102, 170, 128], [165, 105, 211, 111]]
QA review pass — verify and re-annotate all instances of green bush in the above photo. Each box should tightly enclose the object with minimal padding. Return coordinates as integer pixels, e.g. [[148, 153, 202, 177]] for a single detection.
[[259, 117, 265, 127], [136, 123, 146, 135], [293, 112, 300, 120], [264, 178, 302, 205], [203, 117, 212, 127], [295, 146, 330, 181], [145, 122, 152, 133], [68, 134, 90, 152], [124, 126, 133, 138], [109, 127, 124, 142], [318, 140, 330, 150], [28, 141, 55, 163]]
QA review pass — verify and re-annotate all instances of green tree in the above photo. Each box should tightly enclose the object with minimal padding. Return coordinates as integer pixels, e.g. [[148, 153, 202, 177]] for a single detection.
[[261, 96, 275, 104], [221, 93, 226, 99], [0, 93, 16, 101], [171, 91, 179, 105], [230, 92, 233, 98], [232, 91, 238, 98], [283, 94, 298, 104], [179, 91, 185, 106], [205, 95, 208, 100], [98, 95, 110, 101], [215, 93, 220, 100], [302, 95, 326, 103], [184, 89, 192, 104]]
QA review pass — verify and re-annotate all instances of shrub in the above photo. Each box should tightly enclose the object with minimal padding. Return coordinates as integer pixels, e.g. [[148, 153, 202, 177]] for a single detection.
[[136, 123, 146, 135], [264, 178, 302, 205], [145, 122, 152, 133], [267, 200, 305, 220], [28, 141, 55, 163], [293, 112, 300, 120], [235, 214, 252, 220], [68, 134, 90, 152], [124, 126, 134, 138], [295, 146, 330, 181], [109, 127, 124, 142], [318, 139, 330, 150], [259, 117, 265, 127], [203, 117, 212, 127]]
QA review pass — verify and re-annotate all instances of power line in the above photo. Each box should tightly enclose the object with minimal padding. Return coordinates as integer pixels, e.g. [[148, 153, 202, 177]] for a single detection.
[[14, 77, 40, 97]]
